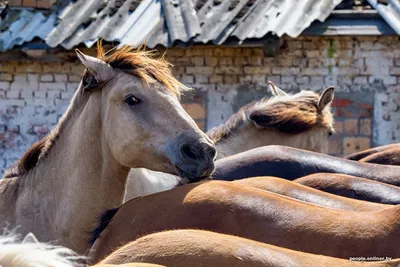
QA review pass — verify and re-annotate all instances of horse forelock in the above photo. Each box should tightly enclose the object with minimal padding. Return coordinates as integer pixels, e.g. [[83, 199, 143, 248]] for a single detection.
[[96, 43, 191, 98]]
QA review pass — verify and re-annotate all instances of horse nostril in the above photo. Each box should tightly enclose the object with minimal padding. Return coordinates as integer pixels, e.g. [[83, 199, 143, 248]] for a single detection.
[[180, 144, 198, 160], [208, 146, 217, 159]]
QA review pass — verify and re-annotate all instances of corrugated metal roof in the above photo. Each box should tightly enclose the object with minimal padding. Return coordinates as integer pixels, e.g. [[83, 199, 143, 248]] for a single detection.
[[0, 0, 399, 51], [0, 10, 56, 51], [367, 0, 400, 34]]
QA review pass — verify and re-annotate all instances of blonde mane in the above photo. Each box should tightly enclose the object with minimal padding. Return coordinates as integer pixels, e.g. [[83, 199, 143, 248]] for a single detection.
[[207, 90, 334, 143], [0, 232, 83, 267], [97, 44, 191, 97], [3, 44, 189, 179]]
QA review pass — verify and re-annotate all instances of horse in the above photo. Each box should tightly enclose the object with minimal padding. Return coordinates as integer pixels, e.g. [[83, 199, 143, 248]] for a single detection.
[[234, 177, 391, 211], [207, 82, 335, 158], [88, 181, 400, 262], [345, 144, 400, 161], [98, 229, 400, 267], [124, 83, 335, 201], [294, 173, 400, 204], [0, 45, 215, 254], [212, 145, 400, 185], [359, 148, 400, 165]]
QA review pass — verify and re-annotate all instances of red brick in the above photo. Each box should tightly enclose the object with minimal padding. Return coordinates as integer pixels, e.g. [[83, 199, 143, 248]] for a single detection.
[[195, 120, 205, 131], [332, 99, 352, 107], [344, 119, 358, 135], [339, 108, 354, 118], [334, 121, 343, 134], [22, 0, 36, 7], [8, 0, 22, 6], [37, 0, 55, 8], [359, 109, 372, 118], [343, 137, 371, 155], [359, 119, 372, 136], [181, 103, 205, 120], [357, 103, 373, 109]]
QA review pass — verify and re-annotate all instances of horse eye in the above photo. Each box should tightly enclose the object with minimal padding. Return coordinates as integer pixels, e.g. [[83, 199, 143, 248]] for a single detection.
[[124, 95, 141, 106]]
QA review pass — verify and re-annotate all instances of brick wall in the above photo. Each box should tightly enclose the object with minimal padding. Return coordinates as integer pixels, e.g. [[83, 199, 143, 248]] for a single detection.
[[1, 35, 399, 174]]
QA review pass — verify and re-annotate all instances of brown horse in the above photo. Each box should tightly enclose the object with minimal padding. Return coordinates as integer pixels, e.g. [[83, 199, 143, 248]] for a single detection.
[[294, 173, 400, 204], [125, 83, 335, 200], [345, 144, 400, 161], [98, 230, 399, 267], [360, 148, 400, 165], [88, 181, 400, 263], [95, 264, 164, 267], [235, 177, 390, 211], [0, 45, 215, 254], [212, 145, 400, 185]]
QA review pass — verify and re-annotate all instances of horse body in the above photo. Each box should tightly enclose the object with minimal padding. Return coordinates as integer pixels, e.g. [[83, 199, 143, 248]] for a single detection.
[[345, 144, 400, 160], [360, 148, 400, 165], [213, 146, 400, 185], [235, 177, 390, 211], [294, 173, 400, 204], [0, 46, 215, 254], [89, 181, 400, 263], [99, 230, 399, 267]]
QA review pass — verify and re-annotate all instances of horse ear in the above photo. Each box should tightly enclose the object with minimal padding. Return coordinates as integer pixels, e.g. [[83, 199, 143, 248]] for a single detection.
[[268, 81, 288, 97], [22, 233, 39, 244], [75, 49, 113, 83], [317, 86, 335, 111]]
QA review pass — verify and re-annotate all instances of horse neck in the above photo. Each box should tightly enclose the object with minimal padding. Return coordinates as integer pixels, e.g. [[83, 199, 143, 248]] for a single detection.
[[5, 91, 129, 254], [214, 125, 273, 159], [214, 126, 328, 159]]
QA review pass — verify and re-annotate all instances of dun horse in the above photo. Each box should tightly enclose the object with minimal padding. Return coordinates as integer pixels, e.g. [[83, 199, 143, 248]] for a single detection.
[[0, 45, 215, 254], [88, 181, 400, 262], [99, 230, 400, 267], [294, 173, 400, 204], [125, 83, 335, 200], [212, 145, 400, 185], [207, 82, 335, 158]]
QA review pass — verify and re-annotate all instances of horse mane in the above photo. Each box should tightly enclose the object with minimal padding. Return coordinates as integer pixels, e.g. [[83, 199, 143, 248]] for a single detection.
[[0, 232, 83, 267], [3, 137, 47, 178], [207, 91, 333, 143], [207, 101, 255, 143], [3, 43, 189, 179], [97, 44, 191, 97], [90, 208, 120, 246]]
